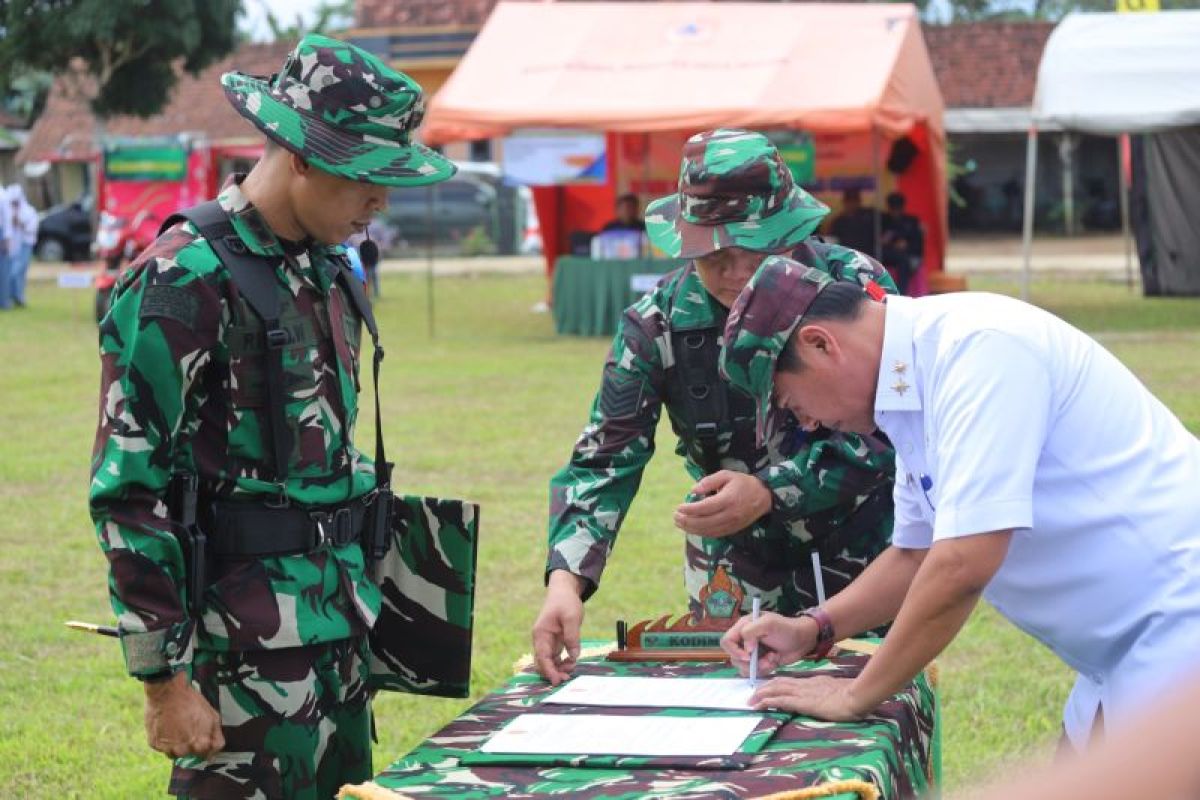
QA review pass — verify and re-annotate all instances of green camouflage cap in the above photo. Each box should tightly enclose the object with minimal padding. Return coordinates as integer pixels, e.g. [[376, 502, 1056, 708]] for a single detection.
[[719, 255, 834, 445], [645, 129, 830, 258], [222, 33, 456, 186]]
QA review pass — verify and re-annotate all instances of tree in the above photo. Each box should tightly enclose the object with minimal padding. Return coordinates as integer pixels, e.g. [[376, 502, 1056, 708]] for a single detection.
[[0, 0, 239, 120]]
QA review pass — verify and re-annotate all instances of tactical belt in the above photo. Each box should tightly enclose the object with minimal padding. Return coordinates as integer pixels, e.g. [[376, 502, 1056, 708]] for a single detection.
[[208, 495, 375, 559]]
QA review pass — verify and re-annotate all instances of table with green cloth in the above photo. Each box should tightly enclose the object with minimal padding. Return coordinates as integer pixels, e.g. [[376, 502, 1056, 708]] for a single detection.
[[551, 257, 684, 337], [340, 650, 939, 800]]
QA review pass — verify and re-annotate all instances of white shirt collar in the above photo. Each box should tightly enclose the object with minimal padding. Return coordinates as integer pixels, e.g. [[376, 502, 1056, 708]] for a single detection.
[[874, 295, 922, 420]]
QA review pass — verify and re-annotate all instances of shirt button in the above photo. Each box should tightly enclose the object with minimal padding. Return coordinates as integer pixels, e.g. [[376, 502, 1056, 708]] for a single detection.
[[164, 641, 179, 657], [903, 442, 915, 454]]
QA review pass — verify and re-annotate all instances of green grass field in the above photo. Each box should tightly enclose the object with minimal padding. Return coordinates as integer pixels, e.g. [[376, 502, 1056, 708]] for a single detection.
[[0, 272, 1196, 798]]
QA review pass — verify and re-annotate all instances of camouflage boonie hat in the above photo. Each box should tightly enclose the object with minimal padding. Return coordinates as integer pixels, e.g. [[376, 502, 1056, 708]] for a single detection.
[[645, 129, 830, 259], [222, 34, 456, 186], [719, 255, 834, 445]]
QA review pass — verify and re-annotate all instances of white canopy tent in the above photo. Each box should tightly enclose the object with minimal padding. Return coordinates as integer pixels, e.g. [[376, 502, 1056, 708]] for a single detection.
[[1020, 10, 1200, 298]]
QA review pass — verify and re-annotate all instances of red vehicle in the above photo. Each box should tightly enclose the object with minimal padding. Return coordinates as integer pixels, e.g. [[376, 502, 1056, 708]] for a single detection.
[[93, 136, 262, 322]]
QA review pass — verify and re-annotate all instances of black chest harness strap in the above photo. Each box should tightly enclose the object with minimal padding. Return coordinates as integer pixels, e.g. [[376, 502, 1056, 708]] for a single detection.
[[665, 266, 730, 476], [669, 324, 726, 475]]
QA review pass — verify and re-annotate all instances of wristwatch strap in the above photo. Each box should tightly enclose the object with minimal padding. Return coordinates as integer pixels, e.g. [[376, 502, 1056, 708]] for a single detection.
[[800, 606, 836, 660]]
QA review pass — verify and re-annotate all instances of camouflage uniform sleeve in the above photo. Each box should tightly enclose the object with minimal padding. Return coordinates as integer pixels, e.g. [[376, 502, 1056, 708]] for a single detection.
[[754, 430, 895, 524], [88, 232, 223, 678], [546, 306, 667, 600]]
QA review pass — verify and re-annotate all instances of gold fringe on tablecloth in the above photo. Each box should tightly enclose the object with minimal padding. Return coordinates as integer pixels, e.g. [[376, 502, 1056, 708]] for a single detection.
[[754, 778, 881, 799]]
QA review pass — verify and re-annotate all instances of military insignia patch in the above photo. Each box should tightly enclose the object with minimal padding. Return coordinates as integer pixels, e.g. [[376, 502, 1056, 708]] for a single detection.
[[140, 284, 200, 328], [600, 369, 645, 419]]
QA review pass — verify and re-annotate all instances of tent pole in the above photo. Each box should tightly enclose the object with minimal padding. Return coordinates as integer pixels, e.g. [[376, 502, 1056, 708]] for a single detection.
[[427, 180, 437, 338], [1118, 134, 1134, 291], [1059, 133, 1075, 236], [1020, 127, 1039, 302]]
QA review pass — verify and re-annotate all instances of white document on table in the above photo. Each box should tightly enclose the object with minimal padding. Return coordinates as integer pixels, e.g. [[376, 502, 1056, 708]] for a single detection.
[[480, 712, 762, 757], [543, 675, 756, 711]]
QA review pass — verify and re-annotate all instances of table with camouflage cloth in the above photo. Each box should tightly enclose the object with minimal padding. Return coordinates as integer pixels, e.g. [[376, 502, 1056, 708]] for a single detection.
[[340, 651, 938, 800]]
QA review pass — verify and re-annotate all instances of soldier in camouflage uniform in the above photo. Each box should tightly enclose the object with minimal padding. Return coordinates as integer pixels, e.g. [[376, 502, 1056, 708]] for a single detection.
[[89, 35, 455, 799], [532, 129, 898, 683]]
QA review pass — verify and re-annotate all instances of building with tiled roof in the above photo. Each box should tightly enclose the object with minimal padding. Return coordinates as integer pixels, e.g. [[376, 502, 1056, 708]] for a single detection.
[[924, 21, 1057, 133], [19, 40, 292, 165], [922, 20, 1116, 233], [16, 40, 290, 209]]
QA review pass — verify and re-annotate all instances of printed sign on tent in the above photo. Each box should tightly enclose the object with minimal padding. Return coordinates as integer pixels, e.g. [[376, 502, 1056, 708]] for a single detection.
[[502, 130, 607, 185]]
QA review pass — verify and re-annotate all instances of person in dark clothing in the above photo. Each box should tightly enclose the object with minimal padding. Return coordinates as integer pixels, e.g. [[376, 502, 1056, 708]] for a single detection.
[[880, 191, 924, 295], [827, 188, 876, 256], [601, 193, 646, 232]]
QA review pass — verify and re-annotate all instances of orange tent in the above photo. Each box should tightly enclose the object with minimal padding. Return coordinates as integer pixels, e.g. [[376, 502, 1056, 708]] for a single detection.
[[423, 1, 946, 282]]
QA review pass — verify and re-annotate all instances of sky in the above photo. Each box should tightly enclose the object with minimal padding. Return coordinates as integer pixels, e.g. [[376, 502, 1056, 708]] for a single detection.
[[241, 0, 333, 42]]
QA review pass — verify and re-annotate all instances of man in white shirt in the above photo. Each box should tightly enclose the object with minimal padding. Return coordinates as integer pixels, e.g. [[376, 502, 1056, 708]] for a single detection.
[[8, 184, 38, 308], [718, 256, 1200, 748]]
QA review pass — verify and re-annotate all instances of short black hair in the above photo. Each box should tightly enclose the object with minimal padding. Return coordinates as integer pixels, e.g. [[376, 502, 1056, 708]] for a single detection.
[[886, 191, 906, 210], [776, 281, 869, 373]]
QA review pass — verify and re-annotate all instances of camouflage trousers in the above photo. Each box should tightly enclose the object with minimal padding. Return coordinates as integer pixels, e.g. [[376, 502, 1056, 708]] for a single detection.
[[170, 637, 372, 800], [685, 493, 894, 619]]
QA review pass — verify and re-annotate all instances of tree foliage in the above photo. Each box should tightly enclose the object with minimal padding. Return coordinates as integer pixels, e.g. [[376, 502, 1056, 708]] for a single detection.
[[0, 0, 239, 119]]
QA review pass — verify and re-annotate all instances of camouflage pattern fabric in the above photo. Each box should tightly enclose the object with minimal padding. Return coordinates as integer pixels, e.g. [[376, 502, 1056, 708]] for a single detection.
[[222, 33, 455, 187], [368, 495, 480, 698], [171, 637, 372, 800], [89, 176, 381, 678], [645, 130, 831, 259], [720, 257, 840, 436], [548, 242, 897, 618], [341, 652, 936, 799]]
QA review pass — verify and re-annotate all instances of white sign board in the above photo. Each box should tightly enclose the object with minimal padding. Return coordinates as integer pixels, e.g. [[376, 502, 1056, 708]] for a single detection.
[[57, 272, 94, 289], [630, 274, 662, 294], [502, 130, 607, 186]]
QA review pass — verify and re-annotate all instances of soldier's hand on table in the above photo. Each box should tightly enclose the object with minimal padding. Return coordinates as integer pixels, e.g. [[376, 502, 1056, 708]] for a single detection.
[[722, 611, 818, 678], [673, 471, 772, 537], [532, 570, 586, 685], [143, 672, 224, 760], [750, 675, 868, 722]]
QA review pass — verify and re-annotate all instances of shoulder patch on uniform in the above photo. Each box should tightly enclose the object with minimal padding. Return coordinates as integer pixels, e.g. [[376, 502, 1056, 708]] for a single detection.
[[140, 284, 200, 328], [600, 367, 645, 419]]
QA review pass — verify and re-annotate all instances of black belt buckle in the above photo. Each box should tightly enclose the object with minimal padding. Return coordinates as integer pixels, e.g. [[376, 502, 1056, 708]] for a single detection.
[[310, 507, 356, 549]]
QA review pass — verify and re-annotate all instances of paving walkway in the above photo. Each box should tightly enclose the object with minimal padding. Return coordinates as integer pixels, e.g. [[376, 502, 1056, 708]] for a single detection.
[[29, 234, 1137, 283]]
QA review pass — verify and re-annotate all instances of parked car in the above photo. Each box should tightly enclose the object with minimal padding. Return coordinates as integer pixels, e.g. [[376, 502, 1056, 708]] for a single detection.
[[36, 194, 94, 262], [383, 172, 498, 247]]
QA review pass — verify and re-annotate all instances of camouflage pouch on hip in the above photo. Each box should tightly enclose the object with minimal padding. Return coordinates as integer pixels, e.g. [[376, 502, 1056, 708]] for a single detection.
[[367, 495, 480, 698]]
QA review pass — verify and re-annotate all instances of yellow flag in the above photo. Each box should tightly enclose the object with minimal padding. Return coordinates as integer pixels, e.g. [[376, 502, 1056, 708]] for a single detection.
[[1118, 0, 1160, 12]]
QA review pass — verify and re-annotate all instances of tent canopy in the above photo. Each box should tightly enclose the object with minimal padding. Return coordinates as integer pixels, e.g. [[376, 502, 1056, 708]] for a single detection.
[[423, 1, 947, 280], [1033, 11, 1200, 135], [423, 2, 944, 144]]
